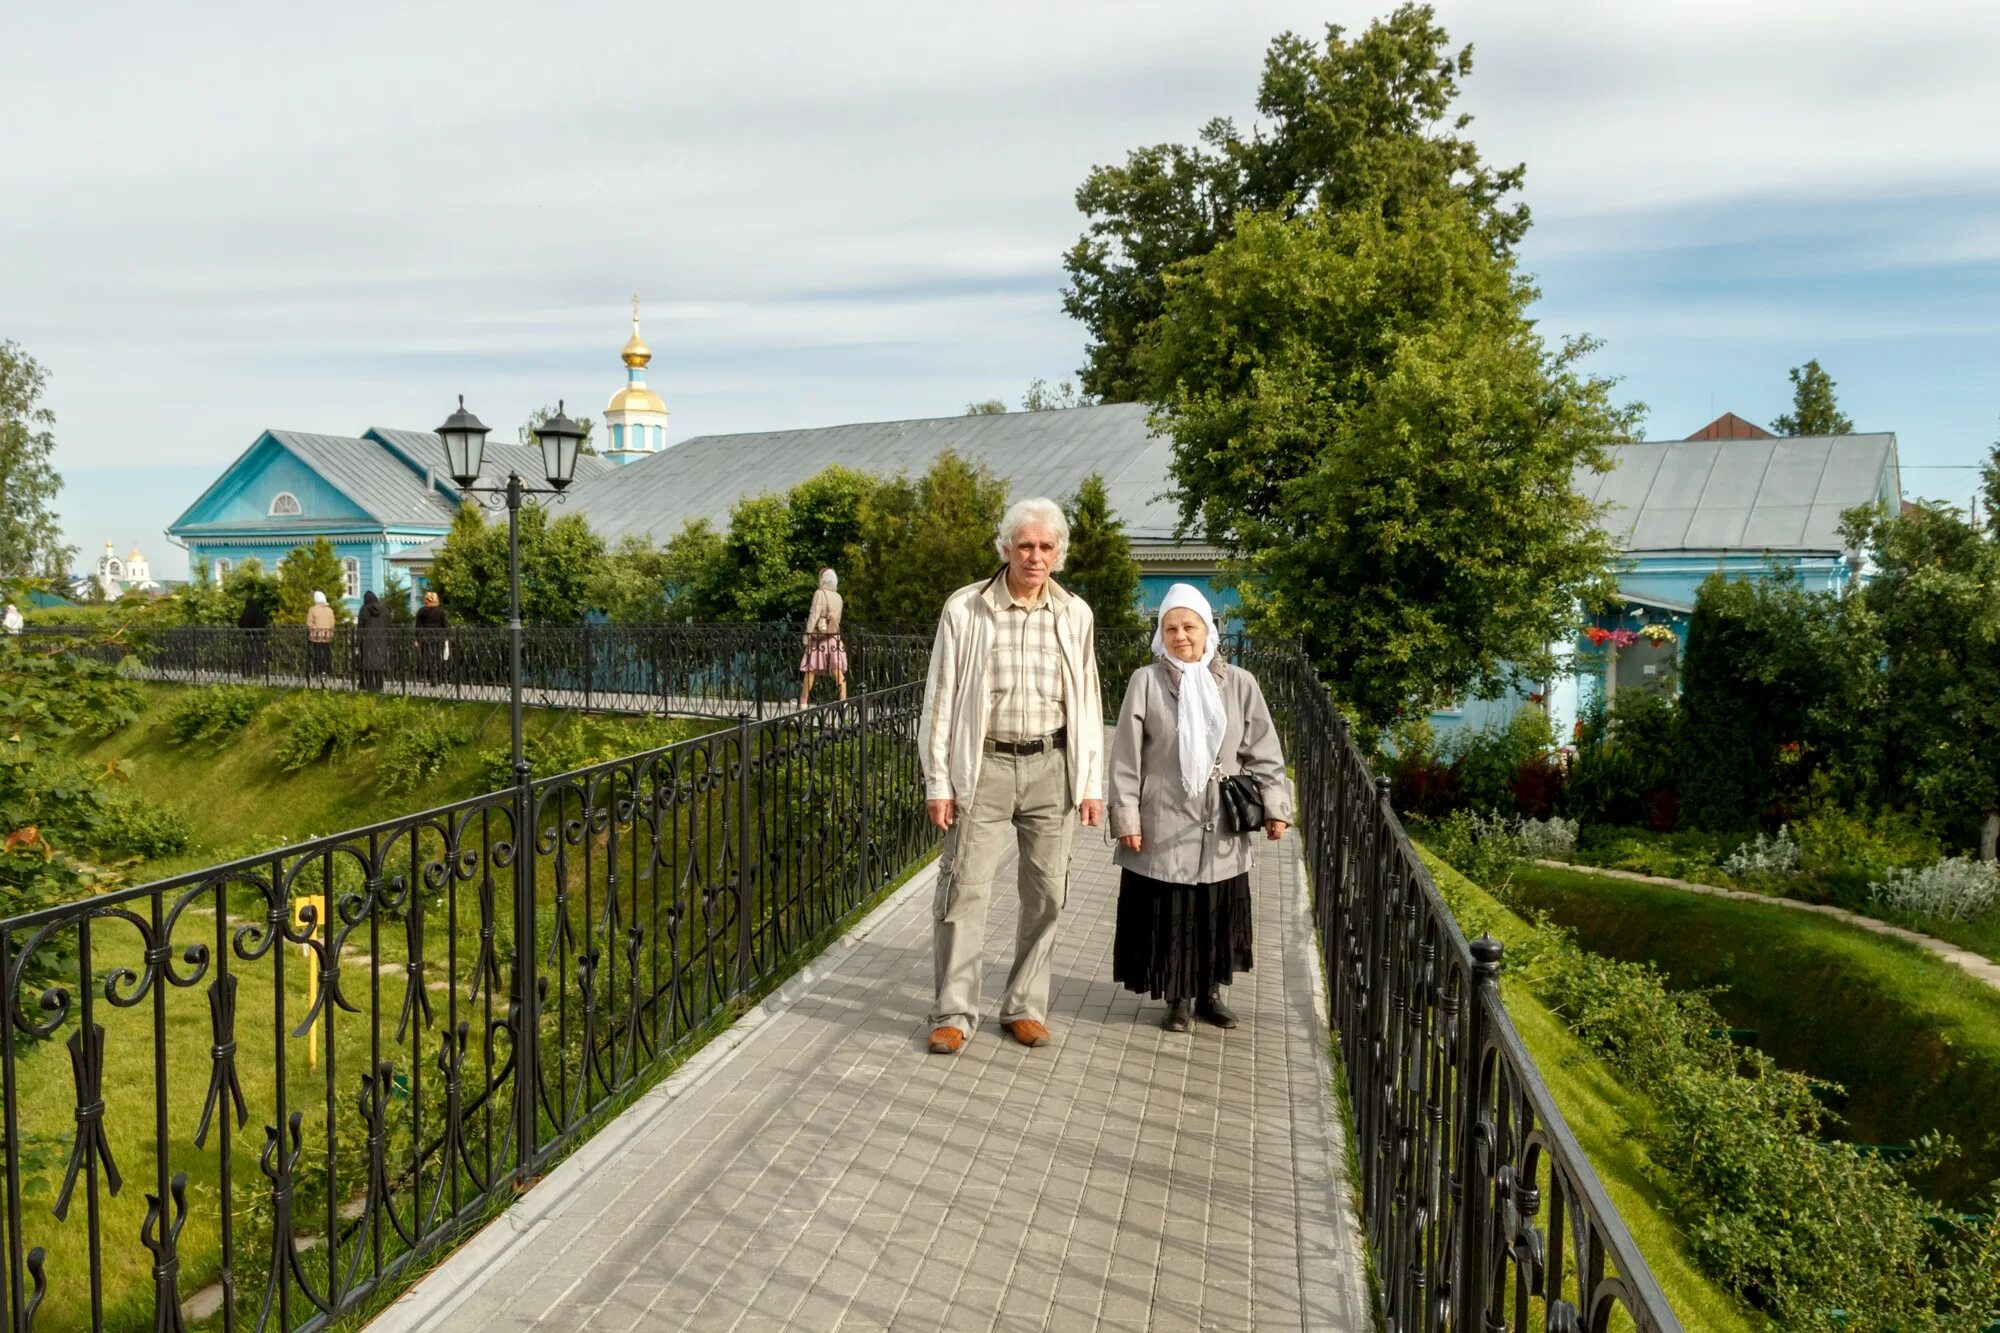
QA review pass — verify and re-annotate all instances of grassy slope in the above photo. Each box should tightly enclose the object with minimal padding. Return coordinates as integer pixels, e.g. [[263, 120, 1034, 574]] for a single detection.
[[1512, 862, 2000, 1211], [68, 686, 716, 878], [1413, 846, 1768, 1333]]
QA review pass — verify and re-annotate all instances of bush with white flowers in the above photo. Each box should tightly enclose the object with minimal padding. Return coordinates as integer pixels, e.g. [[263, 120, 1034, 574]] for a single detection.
[[1869, 856, 2000, 923]]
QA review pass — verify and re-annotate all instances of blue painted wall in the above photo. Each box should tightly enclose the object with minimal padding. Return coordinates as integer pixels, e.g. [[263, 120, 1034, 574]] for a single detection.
[[180, 437, 374, 526]]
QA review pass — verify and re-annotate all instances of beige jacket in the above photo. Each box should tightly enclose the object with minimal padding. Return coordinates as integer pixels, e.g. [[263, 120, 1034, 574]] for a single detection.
[[305, 603, 336, 643], [1107, 658, 1294, 885], [805, 588, 843, 636], [920, 574, 1103, 809]]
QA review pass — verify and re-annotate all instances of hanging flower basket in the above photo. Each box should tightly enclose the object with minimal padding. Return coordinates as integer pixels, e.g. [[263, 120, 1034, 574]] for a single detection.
[[1639, 624, 1676, 645], [1585, 626, 1612, 646], [1605, 628, 1639, 648]]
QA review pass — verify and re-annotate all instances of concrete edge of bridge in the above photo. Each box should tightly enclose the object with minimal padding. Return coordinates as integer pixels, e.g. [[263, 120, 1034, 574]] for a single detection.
[[366, 859, 944, 1332]]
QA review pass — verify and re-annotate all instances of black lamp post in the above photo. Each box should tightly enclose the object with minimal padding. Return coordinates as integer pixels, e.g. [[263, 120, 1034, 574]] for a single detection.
[[436, 396, 582, 788]]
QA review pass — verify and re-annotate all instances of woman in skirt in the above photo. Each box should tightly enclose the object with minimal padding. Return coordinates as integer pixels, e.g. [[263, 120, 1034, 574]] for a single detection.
[[799, 567, 847, 706], [1106, 584, 1291, 1031]]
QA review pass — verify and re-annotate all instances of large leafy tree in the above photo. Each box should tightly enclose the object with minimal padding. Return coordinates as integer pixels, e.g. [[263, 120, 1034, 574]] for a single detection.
[[178, 556, 282, 626], [1061, 473, 1143, 631], [275, 538, 351, 624], [428, 504, 606, 624], [1062, 4, 1527, 402], [1770, 359, 1854, 437], [519, 404, 599, 456], [1842, 500, 2000, 852], [845, 450, 1008, 625], [1141, 199, 1632, 728], [0, 341, 74, 580]]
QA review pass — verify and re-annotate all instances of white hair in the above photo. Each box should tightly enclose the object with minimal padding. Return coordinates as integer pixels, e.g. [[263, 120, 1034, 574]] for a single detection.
[[994, 497, 1070, 572], [818, 568, 838, 590]]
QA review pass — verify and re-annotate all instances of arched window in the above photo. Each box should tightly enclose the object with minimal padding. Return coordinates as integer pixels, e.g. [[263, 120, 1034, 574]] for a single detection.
[[106, 558, 123, 578], [214, 558, 232, 584], [341, 557, 360, 600], [611, 424, 625, 451], [269, 491, 302, 517]]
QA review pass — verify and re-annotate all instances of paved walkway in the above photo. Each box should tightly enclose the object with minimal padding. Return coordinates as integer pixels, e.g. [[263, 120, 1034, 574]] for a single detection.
[[375, 830, 1371, 1331], [1534, 859, 2000, 993]]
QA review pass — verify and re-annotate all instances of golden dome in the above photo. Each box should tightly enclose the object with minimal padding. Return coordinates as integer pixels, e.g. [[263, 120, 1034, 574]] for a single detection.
[[621, 294, 651, 368], [607, 385, 668, 415]]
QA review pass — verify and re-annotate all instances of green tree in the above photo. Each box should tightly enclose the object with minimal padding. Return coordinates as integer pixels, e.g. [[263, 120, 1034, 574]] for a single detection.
[[589, 536, 675, 623], [178, 556, 281, 626], [786, 466, 877, 580], [0, 341, 74, 580], [963, 400, 1007, 416], [275, 538, 351, 624], [428, 505, 606, 624], [519, 404, 599, 456], [1979, 429, 2000, 540], [380, 569, 415, 624], [1769, 359, 1854, 436], [1140, 199, 1632, 729], [846, 450, 1009, 625], [1062, 5, 1527, 402], [710, 493, 809, 622], [1060, 473, 1143, 631], [1022, 377, 1090, 411], [1842, 500, 2000, 852]]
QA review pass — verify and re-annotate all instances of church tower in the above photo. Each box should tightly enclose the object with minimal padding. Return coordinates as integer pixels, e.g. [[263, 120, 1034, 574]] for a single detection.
[[603, 296, 669, 466]]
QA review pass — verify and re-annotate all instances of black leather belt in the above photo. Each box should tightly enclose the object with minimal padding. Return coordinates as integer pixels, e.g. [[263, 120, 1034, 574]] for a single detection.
[[986, 728, 1066, 756]]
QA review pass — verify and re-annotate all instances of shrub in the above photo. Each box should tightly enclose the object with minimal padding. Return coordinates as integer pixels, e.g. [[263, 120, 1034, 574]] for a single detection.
[[1571, 825, 1738, 884], [273, 693, 379, 771], [1792, 802, 1940, 904], [376, 704, 461, 796], [1565, 690, 1679, 828], [1721, 825, 1802, 881], [1415, 810, 1576, 887], [475, 725, 593, 792], [165, 687, 263, 747], [1512, 814, 1579, 860], [1445, 707, 1555, 816], [1870, 857, 2000, 924], [1387, 718, 1459, 819]]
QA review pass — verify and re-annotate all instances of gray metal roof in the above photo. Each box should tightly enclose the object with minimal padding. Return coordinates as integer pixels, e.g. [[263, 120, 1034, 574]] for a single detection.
[[269, 431, 460, 527], [1578, 433, 1900, 553], [366, 428, 613, 496], [560, 402, 1180, 547]]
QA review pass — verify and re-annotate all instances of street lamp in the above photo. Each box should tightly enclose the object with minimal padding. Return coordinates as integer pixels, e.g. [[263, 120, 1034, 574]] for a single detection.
[[435, 397, 582, 788]]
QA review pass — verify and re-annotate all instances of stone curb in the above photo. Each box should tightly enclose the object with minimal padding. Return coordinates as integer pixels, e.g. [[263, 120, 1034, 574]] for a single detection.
[[365, 859, 942, 1331], [1530, 859, 2000, 993]]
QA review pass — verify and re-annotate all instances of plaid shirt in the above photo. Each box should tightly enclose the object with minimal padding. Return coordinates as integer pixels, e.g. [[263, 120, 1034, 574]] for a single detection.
[[983, 576, 1067, 740]]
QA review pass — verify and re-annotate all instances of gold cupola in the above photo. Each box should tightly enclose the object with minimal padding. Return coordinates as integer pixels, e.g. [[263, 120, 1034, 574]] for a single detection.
[[604, 295, 669, 462]]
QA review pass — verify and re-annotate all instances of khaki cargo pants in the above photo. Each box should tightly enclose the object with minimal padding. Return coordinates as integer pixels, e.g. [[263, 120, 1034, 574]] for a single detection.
[[929, 745, 1075, 1037]]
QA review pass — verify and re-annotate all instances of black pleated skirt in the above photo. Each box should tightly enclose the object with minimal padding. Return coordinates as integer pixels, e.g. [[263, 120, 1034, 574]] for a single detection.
[[1112, 867, 1254, 1001]]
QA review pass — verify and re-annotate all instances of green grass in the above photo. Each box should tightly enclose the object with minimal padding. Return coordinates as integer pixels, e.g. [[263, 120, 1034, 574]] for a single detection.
[[1413, 846, 1771, 1333], [1509, 862, 2000, 1212], [65, 685, 718, 878]]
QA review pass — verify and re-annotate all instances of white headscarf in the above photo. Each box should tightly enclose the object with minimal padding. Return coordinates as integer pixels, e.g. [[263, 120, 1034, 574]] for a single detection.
[[311, 591, 327, 605], [1152, 583, 1226, 796], [818, 568, 838, 591]]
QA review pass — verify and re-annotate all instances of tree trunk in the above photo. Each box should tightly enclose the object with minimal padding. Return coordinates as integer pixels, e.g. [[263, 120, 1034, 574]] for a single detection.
[[1982, 809, 1999, 862]]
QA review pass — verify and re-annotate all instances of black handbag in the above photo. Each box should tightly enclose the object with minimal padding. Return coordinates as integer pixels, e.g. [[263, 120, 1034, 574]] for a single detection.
[[1217, 771, 1265, 835]]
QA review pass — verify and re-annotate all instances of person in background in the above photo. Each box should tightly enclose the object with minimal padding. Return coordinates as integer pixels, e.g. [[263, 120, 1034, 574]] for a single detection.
[[305, 591, 335, 684], [920, 497, 1104, 1055], [237, 591, 270, 677], [1105, 583, 1291, 1033], [799, 568, 847, 706], [357, 590, 387, 692], [1, 603, 21, 635], [415, 590, 449, 685]]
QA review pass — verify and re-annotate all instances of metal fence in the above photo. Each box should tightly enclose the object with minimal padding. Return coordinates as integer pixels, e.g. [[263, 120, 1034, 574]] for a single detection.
[[0, 626, 1681, 1331], [18, 624, 933, 718], [0, 683, 935, 1331]]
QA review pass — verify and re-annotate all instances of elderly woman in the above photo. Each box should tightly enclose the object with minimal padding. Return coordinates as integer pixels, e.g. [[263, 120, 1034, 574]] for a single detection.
[[1108, 584, 1291, 1032], [799, 568, 847, 706]]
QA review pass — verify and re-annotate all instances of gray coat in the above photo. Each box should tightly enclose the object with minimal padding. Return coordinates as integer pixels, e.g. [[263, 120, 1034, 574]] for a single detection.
[[1107, 658, 1294, 885]]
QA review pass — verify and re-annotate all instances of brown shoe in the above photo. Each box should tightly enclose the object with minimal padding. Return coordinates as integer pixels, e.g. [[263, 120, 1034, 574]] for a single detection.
[[928, 1026, 966, 1055], [1003, 1019, 1051, 1048]]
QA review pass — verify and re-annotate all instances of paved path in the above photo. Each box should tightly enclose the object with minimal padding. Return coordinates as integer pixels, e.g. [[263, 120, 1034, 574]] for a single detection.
[[1534, 859, 2000, 993], [376, 831, 1372, 1332]]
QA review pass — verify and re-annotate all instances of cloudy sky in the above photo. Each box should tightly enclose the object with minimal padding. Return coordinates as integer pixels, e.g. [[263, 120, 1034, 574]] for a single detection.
[[7, 0, 1998, 579]]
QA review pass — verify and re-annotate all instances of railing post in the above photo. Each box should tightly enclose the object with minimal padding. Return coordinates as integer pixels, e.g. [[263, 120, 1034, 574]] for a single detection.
[[581, 622, 593, 712], [1456, 933, 1503, 1322], [856, 689, 871, 892], [736, 712, 756, 994]]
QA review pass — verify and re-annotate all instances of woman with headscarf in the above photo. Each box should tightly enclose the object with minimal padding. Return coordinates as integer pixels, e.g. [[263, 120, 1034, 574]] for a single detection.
[[305, 590, 336, 684], [1106, 584, 1292, 1032], [798, 567, 847, 706], [357, 590, 387, 692], [237, 590, 270, 677]]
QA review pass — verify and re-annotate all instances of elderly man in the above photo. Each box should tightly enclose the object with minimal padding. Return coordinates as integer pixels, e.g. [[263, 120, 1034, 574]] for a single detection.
[[922, 497, 1104, 1055]]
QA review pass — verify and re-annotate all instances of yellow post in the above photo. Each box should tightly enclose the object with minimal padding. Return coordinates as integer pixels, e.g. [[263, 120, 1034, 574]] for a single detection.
[[291, 894, 326, 1069]]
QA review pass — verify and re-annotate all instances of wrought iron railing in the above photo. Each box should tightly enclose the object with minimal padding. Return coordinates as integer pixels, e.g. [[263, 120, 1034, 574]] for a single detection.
[[0, 684, 935, 1331], [1271, 639, 1681, 1331], [19, 624, 933, 718]]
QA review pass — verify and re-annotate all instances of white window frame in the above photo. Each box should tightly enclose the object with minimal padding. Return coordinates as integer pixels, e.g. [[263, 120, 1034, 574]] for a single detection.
[[268, 491, 303, 517], [341, 557, 360, 600], [213, 558, 232, 584]]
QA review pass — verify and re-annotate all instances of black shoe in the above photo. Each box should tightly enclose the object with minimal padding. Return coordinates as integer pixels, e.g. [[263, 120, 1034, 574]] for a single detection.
[[1162, 999, 1193, 1032], [1196, 989, 1238, 1029]]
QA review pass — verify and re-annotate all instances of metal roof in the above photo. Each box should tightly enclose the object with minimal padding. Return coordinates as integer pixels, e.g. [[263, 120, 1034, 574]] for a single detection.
[[1578, 433, 1899, 554], [560, 403, 1180, 547], [268, 431, 460, 527], [365, 428, 614, 495]]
